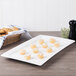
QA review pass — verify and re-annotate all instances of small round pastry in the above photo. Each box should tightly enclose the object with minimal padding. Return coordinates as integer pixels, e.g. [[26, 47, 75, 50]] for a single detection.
[[2, 28, 13, 32], [54, 43, 60, 48], [50, 38, 56, 44], [12, 27, 19, 31], [20, 49, 26, 55], [24, 55, 31, 60], [42, 43, 48, 48], [33, 48, 39, 54], [46, 48, 53, 53], [39, 39, 44, 45], [30, 44, 37, 49], [38, 53, 44, 59], [0, 29, 5, 34]]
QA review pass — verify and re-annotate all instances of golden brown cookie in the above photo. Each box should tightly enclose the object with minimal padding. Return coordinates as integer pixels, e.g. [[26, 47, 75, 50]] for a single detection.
[[54, 43, 60, 48], [33, 48, 39, 54], [2, 28, 13, 32], [42, 43, 48, 48], [24, 55, 31, 60], [11, 27, 19, 31], [46, 48, 53, 53], [20, 49, 26, 55], [39, 39, 44, 45], [50, 38, 56, 44], [0, 29, 6, 34], [30, 44, 37, 49], [38, 53, 44, 59]]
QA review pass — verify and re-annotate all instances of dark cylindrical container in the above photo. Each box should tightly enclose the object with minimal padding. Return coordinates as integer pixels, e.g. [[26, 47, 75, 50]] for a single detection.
[[69, 20, 76, 41]]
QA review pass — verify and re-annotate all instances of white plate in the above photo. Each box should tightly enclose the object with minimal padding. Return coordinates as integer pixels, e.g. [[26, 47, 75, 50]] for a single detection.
[[1, 35, 75, 66]]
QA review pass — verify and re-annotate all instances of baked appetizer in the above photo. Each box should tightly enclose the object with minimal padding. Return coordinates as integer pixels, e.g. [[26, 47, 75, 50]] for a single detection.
[[33, 48, 39, 54], [42, 43, 48, 48], [30, 44, 37, 49], [12, 27, 19, 31], [54, 43, 60, 48], [2, 28, 13, 32], [20, 49, 26, 55], [0, 29, 8, 37], [38, 53, 44, 59], [39, 39, 44, 45], [0, 29, 6, 34], [46, 48, 53, 53], [24, 55, 31, 60], [50, 38, 56, 44]]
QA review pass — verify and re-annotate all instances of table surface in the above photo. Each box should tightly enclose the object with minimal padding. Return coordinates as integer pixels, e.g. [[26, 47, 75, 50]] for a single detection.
[[0, 31, 76, 76]]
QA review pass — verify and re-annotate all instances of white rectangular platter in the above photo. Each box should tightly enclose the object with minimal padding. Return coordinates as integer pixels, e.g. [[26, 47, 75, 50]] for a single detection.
[[1, 35, 75, 66]]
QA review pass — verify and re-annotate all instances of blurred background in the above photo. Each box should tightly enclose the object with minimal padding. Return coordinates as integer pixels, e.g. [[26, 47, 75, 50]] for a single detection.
[[0, 0, 75, 31]]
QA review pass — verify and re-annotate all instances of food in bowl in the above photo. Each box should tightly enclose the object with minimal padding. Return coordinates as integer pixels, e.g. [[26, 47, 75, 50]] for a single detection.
[[12, 27, 19, 31], [0, 26, 19, 37]]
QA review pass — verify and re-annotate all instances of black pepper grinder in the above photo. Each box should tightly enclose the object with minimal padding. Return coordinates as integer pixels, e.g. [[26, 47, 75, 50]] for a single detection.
[[69, 20, 76, 41]]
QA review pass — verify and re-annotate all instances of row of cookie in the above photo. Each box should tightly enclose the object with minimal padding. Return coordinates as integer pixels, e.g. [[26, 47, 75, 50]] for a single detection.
[[20, 49, 44, 60], [30, 39, 60, 49], [39, 38, 60, 47], [20, 47, 53, 60]]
